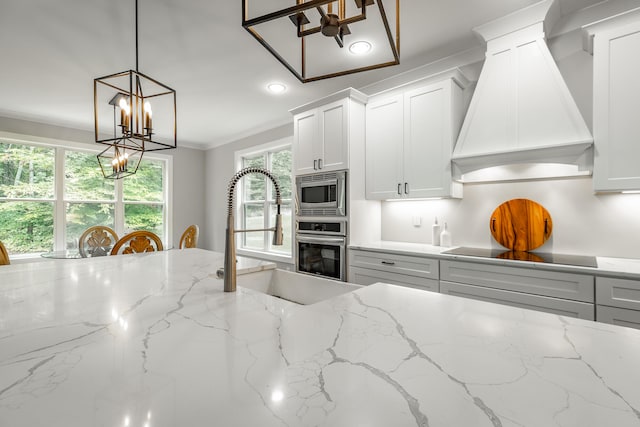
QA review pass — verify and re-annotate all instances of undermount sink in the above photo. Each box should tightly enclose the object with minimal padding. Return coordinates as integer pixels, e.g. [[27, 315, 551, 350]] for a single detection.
[[236, 269, 361, 305]]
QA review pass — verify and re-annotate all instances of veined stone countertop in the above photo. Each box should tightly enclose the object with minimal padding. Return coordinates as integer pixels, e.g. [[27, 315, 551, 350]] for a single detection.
[[350, 240, 640, 279], [1, 248, 640, 426]]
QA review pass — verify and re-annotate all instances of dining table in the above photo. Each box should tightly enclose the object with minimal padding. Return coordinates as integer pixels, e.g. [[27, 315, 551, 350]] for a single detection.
[[39, 249, 82, 259], [1, 248, 640, 426]]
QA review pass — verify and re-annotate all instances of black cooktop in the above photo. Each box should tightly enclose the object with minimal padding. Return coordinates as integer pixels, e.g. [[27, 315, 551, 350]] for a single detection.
[[442, 247, 598, 268]]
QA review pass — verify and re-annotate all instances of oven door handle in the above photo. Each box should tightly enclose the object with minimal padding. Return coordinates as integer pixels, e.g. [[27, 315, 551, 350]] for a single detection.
[[296, 235, 345, 244]]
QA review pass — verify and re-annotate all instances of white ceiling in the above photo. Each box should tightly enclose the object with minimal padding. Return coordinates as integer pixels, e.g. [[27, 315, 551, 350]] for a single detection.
[[0, 0, 601, 149]]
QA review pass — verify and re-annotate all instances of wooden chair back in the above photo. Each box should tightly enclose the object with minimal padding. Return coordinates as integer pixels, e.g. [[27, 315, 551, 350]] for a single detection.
[[79, 226, 119, 258], [0, 240, 9, 265], [110, 231, 163, 255], [179, 224, 199, 249]]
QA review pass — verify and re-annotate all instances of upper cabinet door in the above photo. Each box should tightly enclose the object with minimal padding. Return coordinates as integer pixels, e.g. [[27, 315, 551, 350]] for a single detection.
[[365, 77, 464, 200], [366, 94, 404, 200], [318, 99, 349, 172], [404, 82, 452, 199], [293, 98, 351, 175], [592, 19, 640, 191], [293, 109, 319, 175]]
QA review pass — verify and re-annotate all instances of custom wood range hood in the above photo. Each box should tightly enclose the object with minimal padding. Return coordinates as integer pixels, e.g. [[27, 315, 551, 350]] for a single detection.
[[452, 0, 593, 181]]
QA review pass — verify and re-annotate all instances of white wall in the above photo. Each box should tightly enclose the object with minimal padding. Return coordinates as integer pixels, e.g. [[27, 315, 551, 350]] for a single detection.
[[172, 146, 206, 248], [0, 116, 205, 249], [381, 176, 640, 258]]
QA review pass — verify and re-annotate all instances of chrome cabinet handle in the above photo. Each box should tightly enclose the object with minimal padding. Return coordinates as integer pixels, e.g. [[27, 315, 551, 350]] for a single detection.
[[318, 158, 323, 169], [314, 159, 318, 170], [404, 182, 409, 194], [381, 261, 395, 266], [397, 183, 402, 195]]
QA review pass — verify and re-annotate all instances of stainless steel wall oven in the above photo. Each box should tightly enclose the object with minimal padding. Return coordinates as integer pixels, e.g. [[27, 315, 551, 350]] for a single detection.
[[296, 218, 346, 281]]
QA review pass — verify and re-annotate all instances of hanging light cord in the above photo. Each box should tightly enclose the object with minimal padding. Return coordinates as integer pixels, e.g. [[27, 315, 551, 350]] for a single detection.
[[135, 0, 139, 72]]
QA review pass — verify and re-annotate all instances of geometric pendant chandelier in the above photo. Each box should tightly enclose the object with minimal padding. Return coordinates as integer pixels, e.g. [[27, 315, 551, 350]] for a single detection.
[[242, 0, 400, 83], [94, 0, 177, 179]]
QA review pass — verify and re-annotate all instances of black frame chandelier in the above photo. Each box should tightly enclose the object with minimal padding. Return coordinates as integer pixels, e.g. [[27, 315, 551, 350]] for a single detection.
[[242, 0, 400, 83], [94, 0, 177, 179]]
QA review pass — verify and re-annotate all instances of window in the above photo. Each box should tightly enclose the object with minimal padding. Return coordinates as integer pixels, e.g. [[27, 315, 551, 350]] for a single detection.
[[123, 158, 165, 240], [64, 150, 116, 249], [236, 139, 293, 259], [0, 137, 171, 256], [0, 142, 55, 253]]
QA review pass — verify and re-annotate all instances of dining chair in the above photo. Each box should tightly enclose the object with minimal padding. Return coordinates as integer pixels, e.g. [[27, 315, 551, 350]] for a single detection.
[[79, 226, 119, 258], [110, 230, 163, 255], [179, 224, 199, 249], [0, 240, 10, 265]]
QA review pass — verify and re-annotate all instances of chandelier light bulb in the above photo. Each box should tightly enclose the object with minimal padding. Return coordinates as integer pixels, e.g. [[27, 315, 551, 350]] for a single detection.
[[143, 101, 153, 130]]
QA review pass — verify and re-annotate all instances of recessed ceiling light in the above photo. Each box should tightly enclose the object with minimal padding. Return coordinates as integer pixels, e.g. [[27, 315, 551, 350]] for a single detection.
[[267, 83, 286, 94], [349, 41, 372, 55]]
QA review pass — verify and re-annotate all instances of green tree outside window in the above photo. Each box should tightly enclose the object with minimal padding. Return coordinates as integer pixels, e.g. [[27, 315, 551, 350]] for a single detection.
[[0, 142, 55, 253]]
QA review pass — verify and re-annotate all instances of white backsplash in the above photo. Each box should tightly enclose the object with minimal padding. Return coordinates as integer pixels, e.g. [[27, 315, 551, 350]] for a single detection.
[[381, 176, 640, 258]]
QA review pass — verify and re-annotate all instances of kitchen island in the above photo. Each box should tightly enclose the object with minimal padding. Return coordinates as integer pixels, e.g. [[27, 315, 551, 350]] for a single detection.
[[1, 249, 639, 426]]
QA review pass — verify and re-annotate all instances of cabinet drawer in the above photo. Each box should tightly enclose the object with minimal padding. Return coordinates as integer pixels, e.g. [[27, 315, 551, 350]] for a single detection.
[[440, 260, 593, 302], [441, 281, 595, 320], [596, 305, 640, 330], [596, 277, 640, 310], [349, 250, 438, 280], [349, 266, 439, 292]]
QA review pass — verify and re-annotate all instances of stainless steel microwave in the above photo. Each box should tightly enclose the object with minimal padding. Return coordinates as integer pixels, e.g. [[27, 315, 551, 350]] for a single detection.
[[296, 170, 346, 217]]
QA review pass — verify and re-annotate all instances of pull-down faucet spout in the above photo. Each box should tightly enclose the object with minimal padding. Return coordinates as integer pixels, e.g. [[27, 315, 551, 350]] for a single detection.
[[223, 167, 283, 292]]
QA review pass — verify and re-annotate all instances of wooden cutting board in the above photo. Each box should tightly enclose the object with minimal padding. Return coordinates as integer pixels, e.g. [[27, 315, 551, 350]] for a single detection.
[[490, 199, 552, 251]]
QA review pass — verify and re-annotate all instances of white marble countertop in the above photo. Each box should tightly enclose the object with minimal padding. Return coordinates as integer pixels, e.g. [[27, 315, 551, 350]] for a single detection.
[[2, 248, 640, 426], [350, 241, 640, 279]]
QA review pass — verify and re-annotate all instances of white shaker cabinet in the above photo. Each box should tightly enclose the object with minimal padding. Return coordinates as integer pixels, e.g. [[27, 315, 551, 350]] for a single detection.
[[348, 249, 439, 292], [293, 108, 320, 176], [364, 94, 404, 199], [440, 260, 595, 320], [586, 13, 640, 191], [595, 276, 640, 329], [291, 89, 367, 175], [365, 76, 464, 199]]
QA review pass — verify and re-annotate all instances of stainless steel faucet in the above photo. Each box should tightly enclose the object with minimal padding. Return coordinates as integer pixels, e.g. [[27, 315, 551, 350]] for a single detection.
[[223, 167, 284, 292]]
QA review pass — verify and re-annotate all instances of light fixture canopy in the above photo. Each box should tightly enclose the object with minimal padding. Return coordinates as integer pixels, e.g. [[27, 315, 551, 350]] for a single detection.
[[242, 0, 400, 83], [93, 0, 177, 179]]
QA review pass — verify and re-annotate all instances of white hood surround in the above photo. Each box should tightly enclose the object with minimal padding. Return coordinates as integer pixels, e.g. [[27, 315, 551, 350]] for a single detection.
[[452, 0, 593, 181]]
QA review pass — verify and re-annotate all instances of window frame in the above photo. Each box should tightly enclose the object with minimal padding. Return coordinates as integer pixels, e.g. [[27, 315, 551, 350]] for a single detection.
[[234, 137, 293, 264], [0, 131, 173, 258]]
